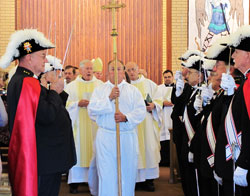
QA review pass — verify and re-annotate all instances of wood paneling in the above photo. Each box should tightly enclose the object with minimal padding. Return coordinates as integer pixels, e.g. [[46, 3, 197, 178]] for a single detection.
[[16, 0, 166, 83], [166, 0, 172, 71]]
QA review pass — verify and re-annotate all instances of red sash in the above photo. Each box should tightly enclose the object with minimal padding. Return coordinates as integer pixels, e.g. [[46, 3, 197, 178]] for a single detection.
[[243, 75, 250, 119], [8, 77, 41, 196]]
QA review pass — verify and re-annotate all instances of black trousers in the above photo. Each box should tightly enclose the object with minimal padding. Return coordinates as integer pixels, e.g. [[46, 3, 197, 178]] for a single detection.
[[183, 163, 199, 196], [199, 174, 219, 196], [220, 179, 250, 196], [159, 140, 170, 166], [175, 138, 188, 196], [38, 173, 62, 196]]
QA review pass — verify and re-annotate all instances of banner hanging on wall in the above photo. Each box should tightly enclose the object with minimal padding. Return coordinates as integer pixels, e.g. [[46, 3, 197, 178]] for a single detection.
[[189, 0, 249, 52]]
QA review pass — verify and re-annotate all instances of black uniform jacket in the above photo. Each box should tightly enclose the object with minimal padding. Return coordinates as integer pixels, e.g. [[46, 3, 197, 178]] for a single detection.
[[181, 86, 201, 164], [172, 83, 201, 164], [192, 90, 224, 178], [215, 79, 250, 181], [7, 66, 76, 175], [171, 83, 192, 146]]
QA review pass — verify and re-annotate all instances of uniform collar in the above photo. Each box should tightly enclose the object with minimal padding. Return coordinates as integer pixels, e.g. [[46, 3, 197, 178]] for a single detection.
[[244, 68, 250, 79], [191, 85, 198, 90], [16, 66, 34, 77]]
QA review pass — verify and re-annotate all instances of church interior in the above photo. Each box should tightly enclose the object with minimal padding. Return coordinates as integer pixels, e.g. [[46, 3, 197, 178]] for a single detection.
[[1, 0, 249, 195], [0, 0, 185, 195]]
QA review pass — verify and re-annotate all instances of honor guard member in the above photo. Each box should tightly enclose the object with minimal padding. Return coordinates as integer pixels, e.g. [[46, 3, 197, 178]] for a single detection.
[[215, 25, 250, 196], [39, 55, 63, 89], [171, 51, 204, 196], [0, 29, 76, 196], [173, 55, 206, 196], [39, 55, 69, 107], [39, 58, 54, 88], [191, 36, 231, 196]]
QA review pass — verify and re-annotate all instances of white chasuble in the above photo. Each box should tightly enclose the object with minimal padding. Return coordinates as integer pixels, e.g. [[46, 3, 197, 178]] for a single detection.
[[131, 75, 163, 181], [65, 76, 103, 183]]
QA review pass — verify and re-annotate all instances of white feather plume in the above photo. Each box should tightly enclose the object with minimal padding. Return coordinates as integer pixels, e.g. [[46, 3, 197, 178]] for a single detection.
[[206, 36, 230, 59], [0, 29, 54, 69], [182, 56, 202, 68], [180, 49, 204, 60], [46, 55, 62, 70], [202, 59, 216, 70], [44, 63, 53, 73], [228, 25, 250, 47]]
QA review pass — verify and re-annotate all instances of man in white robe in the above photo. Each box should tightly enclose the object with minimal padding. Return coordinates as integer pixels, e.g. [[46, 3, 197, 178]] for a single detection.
[[65, 59, 103, 193], [88, 60, 146, 196], [125, 62, 163, 192], [158, 70, 174, 167]]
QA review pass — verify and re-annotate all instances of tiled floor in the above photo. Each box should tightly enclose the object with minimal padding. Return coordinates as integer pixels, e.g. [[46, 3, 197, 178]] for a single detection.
[[59, 167, 184, 196]]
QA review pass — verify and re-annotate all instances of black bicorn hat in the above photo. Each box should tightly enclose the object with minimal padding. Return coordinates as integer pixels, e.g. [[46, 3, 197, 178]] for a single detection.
[[0, 29, 54, 69], [178, 49, 205, 61], [221, 25, 250, 52], [181, 56, 216, 75], [206, 36, 235, 65], [181, 56, 204, 73]]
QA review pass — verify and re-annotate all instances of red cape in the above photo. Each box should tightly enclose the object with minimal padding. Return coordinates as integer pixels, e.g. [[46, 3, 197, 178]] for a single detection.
[[244, 76, 250, 120], [8, 77, 41, 196]]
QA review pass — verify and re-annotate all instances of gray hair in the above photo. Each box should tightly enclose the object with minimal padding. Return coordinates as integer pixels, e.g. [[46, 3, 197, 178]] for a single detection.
[[79, 59, 91, 68]]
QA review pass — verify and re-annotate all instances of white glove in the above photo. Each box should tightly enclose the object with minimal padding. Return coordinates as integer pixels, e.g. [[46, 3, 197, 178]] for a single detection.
[[213, 171, 223, 185], [220, 73, 236, 96], [194, 94, 203, 112], [175, 71, 183, 80], [175, 79, 185, 97], [234, 167, 248, 187], [201, 84, 214, 106], [188, 152, 194, 163]]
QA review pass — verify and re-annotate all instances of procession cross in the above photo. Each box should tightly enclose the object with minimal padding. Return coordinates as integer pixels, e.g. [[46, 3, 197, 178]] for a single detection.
[[102, 1, 125, 196]]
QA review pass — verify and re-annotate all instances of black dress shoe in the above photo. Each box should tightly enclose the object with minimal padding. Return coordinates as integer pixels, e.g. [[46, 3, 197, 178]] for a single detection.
[[135, 182, 144, 190], [70, 187, 78, 194], [69, 183, 79, 194], [143, 180, 155, 192]]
